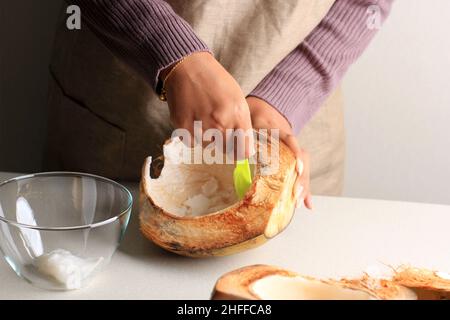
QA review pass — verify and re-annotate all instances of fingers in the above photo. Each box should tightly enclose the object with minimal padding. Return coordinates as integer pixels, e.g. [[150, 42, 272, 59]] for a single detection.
[[282, 134, 312, 210], [234, 102, 255, 160], [299, 150, 312, 210], [283, 136, 303, 176], [203, 100, 254, 161], [282, 134, 303, 187], [170, 113, 196, 148], [247, 96, 313, 211], [165, 53, 256, 161], [304, 193, 313, 210]]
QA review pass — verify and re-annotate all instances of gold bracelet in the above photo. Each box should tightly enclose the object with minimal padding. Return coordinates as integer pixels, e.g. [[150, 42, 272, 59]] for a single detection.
[[158, 57, 186, 101]]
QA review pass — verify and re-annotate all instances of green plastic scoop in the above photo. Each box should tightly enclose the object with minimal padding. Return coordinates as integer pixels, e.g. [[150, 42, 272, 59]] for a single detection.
[[233, 159, 252, 199]]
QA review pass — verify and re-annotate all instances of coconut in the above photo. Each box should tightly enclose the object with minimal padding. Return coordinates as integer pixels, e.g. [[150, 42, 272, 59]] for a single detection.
[[391, 266, 450, 300], [343, 265, 450, 300], [212, 264, 450, 300], [211, 265, 416, 300], [337, 273, 417, 300], [139, 134, 297, 257]]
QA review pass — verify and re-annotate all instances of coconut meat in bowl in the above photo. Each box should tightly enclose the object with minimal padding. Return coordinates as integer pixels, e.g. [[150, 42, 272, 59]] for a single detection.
[[0, 172, 132, 290], [5, 195, 105, 290], [34, 249, 104, 290]]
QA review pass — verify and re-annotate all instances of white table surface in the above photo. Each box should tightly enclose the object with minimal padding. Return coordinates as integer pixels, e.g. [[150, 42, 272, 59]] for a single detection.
[[0, 171, 449, 299]]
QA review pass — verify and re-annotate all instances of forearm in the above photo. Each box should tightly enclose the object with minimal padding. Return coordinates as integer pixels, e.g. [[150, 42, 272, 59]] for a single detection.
[[69, 0, 210, 89], [249, 0, 394, 134]]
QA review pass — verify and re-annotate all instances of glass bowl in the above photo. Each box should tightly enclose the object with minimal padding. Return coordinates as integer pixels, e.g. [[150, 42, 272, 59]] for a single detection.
[[0, 172, 132, 291]]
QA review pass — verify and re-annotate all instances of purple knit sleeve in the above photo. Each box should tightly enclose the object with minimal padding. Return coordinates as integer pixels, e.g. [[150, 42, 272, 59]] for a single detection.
[[249, 0, 394, 134], [70, 0, 210, 89]]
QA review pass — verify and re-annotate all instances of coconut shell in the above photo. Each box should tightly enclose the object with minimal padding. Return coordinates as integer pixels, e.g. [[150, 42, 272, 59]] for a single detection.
[[211, 265, 395, 300], [391, 266, 450, 300], [337, 273, 417, 300], [139, 137, 297, 257], [212, 265, 297, 300]]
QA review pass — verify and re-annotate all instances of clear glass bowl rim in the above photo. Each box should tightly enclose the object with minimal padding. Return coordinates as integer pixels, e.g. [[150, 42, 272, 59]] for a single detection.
[[0, 171, 133, 231]]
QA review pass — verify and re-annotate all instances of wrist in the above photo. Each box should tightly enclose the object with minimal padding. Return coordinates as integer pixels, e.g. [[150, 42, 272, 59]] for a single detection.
[[157, 52, 213, 101], [247, 96, 275, 116]]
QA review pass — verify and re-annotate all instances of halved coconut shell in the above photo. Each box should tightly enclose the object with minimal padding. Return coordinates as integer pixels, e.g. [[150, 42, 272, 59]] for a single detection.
[[139, 136, 298, 257], [213, 264, 450, 300], [337, 273, 417, 300], [391, 266, 450, 300], [211, 265, 410, 300]]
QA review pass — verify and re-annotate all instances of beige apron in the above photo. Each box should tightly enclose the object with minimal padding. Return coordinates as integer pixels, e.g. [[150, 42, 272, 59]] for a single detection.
[[46, 0, 344, 196]]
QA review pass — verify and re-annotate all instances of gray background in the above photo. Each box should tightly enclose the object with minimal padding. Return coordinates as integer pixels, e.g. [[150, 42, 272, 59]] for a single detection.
[[1, 0, 449, 205]]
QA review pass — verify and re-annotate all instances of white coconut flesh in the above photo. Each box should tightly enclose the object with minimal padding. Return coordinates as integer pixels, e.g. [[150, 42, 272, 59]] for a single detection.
[[437, 272, 450, 280], [250, 275, 376, 300], [145, 138, 256, 217]]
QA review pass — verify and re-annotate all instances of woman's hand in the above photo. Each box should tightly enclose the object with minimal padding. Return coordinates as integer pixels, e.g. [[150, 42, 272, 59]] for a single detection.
[[246, 96, 312, 209], [162, 52, 253, 159]]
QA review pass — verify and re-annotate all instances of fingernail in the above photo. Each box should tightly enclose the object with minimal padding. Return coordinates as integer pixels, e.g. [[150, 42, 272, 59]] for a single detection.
[[295, 185, 304, 199], [296, 158, 304, 176], [306, 197, 314, 211]]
